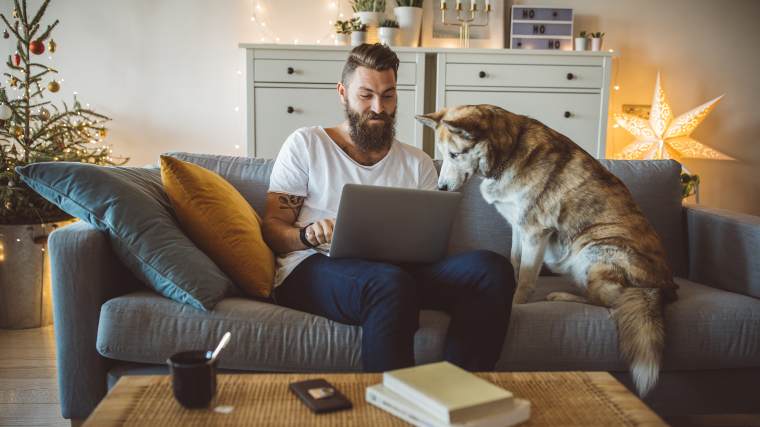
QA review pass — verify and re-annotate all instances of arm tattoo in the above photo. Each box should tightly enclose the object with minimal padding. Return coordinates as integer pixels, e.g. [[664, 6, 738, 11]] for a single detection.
[[278, 194, 304, 217]]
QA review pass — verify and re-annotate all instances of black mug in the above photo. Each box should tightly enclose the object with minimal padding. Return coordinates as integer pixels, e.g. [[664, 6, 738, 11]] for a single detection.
[[167, 350, 217, 408]]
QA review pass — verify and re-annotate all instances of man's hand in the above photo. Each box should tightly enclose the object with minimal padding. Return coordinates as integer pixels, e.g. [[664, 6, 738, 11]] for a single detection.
[[304, 218, 336, 246]]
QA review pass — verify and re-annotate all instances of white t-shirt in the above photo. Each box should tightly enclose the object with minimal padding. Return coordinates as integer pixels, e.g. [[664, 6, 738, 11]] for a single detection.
[[268, 126, 439, 287]]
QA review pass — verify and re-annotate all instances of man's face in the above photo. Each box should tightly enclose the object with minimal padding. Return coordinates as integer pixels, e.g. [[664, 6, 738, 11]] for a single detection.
[[339, 66, 397, 152]]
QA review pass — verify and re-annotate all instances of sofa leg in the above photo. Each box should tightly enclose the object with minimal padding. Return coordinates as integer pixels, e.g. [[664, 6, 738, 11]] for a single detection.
[[70, 419, 84, 427]]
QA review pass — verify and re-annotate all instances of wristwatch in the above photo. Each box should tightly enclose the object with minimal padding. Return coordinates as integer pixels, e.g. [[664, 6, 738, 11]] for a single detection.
[[299, 223, 317, 248]]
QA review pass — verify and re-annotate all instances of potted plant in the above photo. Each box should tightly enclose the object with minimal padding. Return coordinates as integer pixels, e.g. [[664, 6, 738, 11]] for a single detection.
[[378, 19, 399, 46], [352, 0, 387, 27], [0, 0, 127, 329], [393, 0, 423, 47], [334, 19, 351, 46], [349, 17, 368, 46], [590, 32, 605, 51], [575, 30, 588, 51]]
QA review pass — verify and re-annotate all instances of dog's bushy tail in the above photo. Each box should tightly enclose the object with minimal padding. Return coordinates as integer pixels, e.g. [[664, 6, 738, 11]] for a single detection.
[[613, 287, 667, 397]]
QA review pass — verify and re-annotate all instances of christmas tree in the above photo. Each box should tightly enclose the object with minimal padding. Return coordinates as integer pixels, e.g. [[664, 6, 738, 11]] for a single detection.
[[0, 0, 126, 225]]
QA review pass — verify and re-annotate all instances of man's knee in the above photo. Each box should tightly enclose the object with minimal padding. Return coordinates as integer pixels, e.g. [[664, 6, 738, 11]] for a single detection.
[[466, 250, 516, 294]]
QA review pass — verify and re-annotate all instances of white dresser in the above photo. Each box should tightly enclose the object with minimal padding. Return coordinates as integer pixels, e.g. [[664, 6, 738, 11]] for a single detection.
[[241, 44, 614, 159]]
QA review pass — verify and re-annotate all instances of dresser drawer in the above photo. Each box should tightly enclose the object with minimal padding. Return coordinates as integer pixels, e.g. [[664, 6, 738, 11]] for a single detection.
[[254, 87, 418, 159], [445, 90, 603, 157], [445, 63, 603, 89], [254, 59, 416, 85]]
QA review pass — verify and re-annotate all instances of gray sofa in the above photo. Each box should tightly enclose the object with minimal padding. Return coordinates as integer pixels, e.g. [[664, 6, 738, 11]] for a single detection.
[[48, 153, 760, 421]]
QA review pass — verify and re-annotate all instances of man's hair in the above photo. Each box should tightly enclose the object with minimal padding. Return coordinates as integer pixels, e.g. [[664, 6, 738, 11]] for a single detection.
[[341, 43, 400, 87]]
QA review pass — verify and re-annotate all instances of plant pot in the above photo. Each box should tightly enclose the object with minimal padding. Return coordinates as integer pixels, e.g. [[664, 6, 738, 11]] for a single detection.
[[335, 33, 350, 46], [394, 6, 423, 47], [378, 27, 399, 46], [591, 37, 602, 51], [355, 11, 385, 27], [0, 218, 77, 329], [574, 37, 587, 51], [351, 31, 368, 46]]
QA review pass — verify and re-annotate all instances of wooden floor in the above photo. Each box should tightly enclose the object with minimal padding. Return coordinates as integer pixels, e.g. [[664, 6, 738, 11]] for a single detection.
[[0, 326, 67, 426], [1, 326, 759, 427]]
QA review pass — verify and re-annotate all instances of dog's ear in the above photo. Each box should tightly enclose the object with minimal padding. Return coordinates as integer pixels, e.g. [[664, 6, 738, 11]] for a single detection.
[[415, 110, 447, 129], [442, 118, 482, 141]]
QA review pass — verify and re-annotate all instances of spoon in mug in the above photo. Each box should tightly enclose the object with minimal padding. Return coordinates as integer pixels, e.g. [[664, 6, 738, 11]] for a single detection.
[[207, 331, 231, 362]]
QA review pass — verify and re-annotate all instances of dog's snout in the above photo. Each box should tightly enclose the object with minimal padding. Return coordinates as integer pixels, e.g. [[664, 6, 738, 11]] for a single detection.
[[438, 184, 449, 191]]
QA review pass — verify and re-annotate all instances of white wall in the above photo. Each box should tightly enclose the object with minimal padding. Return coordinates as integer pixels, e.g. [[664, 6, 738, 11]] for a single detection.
[[2, 0, 758, 215]]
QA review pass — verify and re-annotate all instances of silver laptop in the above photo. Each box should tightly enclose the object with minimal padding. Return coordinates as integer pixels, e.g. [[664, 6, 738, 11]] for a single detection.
[[323, 184, 462, 263]]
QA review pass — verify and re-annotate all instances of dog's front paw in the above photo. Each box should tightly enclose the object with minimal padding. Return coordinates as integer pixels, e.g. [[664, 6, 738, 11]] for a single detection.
[[512, 289, 531, 305], [546, 292, 565, 302]]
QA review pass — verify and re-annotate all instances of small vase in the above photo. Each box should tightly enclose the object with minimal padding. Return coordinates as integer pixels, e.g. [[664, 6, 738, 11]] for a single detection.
[[591, 37, 602, 51], [378, 27, 399, 46], [355, 11, 385, 27], [574, 37, 587, 51], [351, 31, 368, 46], [335, 33, 350, 46], [394, 6, 423, 47]]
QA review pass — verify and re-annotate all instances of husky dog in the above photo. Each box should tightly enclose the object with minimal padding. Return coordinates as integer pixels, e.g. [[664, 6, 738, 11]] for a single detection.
[[416, 105, 678, 397]]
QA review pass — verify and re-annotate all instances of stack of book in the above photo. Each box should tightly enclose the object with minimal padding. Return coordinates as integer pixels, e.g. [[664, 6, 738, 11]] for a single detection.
[[366, 361, 531, 427]]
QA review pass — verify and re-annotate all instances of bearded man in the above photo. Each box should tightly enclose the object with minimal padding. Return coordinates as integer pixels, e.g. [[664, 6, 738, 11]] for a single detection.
[[262, 43, 516, 372]]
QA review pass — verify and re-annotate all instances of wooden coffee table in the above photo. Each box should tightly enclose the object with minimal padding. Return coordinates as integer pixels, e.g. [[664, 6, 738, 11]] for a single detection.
[[84, 371, 666, 426]]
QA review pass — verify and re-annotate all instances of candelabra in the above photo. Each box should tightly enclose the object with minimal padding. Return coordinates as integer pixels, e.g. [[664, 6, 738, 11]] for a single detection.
[[439, 0, 492, 48]]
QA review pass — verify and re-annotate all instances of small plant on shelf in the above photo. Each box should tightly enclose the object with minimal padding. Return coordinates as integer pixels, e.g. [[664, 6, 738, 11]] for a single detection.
[[352, 0, 387, 12], [395, 0, 423, 7], [349, 17, 367, 32], [334, 19, 352, 34], [379, 19, 399, 28]]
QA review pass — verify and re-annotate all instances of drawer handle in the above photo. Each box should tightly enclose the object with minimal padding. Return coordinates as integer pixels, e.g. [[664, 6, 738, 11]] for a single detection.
[[478, 71, 487, 78], [566, 72, 575, 80], [287, 67, 295, 75], [287, 106, 295, 114], [564, 111, 572, 118]]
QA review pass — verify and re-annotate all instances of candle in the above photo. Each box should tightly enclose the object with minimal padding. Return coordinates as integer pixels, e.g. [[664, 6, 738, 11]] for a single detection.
[[456, 0, 462, 11], [440, 0, 447, 10]]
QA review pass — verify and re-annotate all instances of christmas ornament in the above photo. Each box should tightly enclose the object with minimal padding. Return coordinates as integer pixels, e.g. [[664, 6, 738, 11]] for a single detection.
[[47, 80, 60, 93], [13, 52, 21, 66], [98, 128, 108, 139], [29, 40, 45, 55], [12, 126, 23, 138], [12, 8, 19, 19], [0, 104, 11, 120], [9, 77, 18, 87], [614, 72, 732, 161], [39, 107, 50, 121], [4, 201, 12, 211], [3, 30, 9, 39], [47, 39, 57, 53]]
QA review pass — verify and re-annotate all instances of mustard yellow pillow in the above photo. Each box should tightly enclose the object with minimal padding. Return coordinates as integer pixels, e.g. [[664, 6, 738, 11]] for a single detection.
[[160, 155, 274, 298]]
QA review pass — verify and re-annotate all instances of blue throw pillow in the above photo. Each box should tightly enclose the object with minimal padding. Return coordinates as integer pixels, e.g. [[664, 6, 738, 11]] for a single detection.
[[16, 162, 235, 311]]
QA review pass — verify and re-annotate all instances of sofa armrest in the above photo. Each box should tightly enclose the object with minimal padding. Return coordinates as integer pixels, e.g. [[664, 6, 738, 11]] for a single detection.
[[685, 203, 760, 298], [48, 221, 142, 419]]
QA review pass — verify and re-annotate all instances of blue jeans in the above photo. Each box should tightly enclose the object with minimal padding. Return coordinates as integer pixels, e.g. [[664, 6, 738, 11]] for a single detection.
[[275, 250, 516, 372]]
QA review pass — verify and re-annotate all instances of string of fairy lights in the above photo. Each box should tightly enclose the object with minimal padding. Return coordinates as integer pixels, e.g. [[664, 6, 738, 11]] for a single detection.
[[249, 0, 351, 45]]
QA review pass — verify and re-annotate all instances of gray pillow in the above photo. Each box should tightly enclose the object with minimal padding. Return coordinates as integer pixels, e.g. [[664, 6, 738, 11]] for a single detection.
[[16, 162, 235, 310]]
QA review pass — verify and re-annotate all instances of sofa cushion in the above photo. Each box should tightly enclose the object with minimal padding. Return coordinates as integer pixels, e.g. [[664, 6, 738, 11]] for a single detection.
[[497, 277, 760, 371], [96, 292, 450, 371], [97, 277, 759, 372], [15, 162, 234, 311], [160, 156, 275, 298]]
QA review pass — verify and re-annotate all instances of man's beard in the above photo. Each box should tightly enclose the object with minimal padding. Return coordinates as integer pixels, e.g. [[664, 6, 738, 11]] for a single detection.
[[345, 101, 396, 152]]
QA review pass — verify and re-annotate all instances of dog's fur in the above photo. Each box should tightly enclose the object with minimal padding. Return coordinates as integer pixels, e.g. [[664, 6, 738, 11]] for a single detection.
[[416, 105, 679, 397]]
